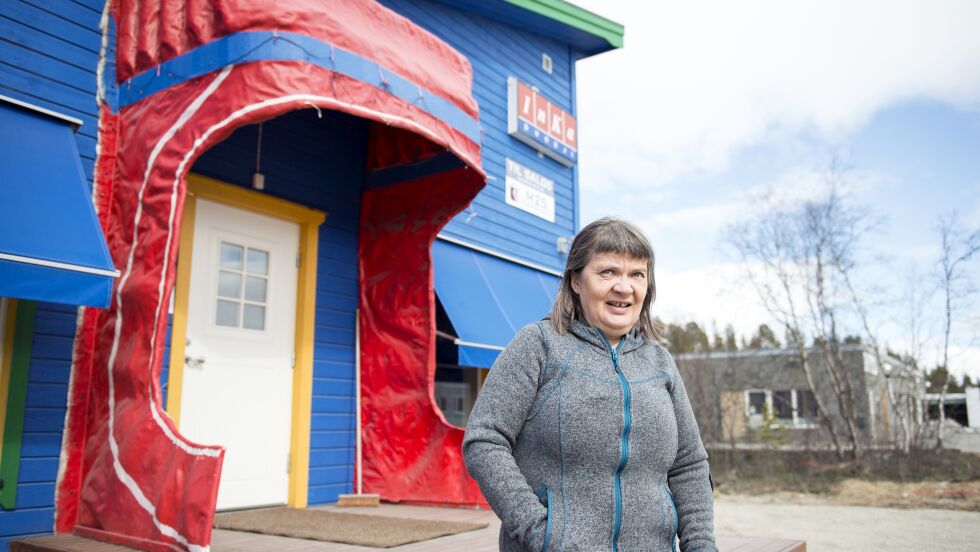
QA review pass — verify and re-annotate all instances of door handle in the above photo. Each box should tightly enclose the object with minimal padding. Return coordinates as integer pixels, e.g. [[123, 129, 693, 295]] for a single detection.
[[185, 355, 205, 369]]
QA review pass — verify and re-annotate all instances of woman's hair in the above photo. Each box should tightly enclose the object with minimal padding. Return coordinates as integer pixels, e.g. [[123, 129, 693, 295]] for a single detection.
[[550, 217, 660, 340]]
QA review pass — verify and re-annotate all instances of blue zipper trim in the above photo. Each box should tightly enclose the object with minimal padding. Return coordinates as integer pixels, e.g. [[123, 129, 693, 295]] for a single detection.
[[666, 487, 679, 552], [539, 486, 553, 552], [597, 330, 630, 552]]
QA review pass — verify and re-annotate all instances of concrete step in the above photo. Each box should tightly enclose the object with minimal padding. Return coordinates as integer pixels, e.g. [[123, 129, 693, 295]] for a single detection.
[[10, 535, 136, 552]]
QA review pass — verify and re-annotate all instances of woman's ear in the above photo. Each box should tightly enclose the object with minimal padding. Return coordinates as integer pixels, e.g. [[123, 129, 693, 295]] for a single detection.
[[570, 272, 581, 294]]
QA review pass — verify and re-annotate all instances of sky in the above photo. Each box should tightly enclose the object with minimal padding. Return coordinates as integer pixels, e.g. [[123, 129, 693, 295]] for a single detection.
[[571, 1, 980, 377]]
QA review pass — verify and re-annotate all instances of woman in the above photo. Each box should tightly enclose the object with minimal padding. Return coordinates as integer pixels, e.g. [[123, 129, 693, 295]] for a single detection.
[[463, 218, 717, 552]]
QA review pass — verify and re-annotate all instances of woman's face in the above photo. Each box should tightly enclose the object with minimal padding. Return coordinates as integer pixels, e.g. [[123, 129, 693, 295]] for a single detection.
[[571, 252, 649, 346]]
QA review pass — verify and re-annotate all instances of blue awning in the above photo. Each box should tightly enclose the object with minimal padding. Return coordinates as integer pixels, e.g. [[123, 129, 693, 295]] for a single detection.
[[432, 239, 559, 368], [0, 96, 118, 308]]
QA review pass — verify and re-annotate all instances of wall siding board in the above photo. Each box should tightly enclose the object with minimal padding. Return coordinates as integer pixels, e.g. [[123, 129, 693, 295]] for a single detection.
[[0, 41, 96, 93], [25, 361, 70, 385], [21, 408, 65, 434], [17, 0, 102, 33], [310, 413, 354, 436], [307, 485, 349, 505], [0, 68, 97, 129], [314, 311, 355, 331], [27, 335, 72, 362], [309, 449, 353, 467], [313, 362, 354, 381], [2, 3, 100, 53], [17, 433, 61, 459], [13, 483, 55, 510], [0, 508, 54, 537], [17, 458, 58, 484], [312, 379, 354, 397]]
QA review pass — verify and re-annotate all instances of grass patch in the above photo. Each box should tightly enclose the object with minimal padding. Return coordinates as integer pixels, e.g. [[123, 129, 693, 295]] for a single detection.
[[708, 448, 980, 510]]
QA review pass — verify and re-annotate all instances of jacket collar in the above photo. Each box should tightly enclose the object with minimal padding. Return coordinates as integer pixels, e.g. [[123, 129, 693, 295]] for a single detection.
[[569, 320, 645, 354]]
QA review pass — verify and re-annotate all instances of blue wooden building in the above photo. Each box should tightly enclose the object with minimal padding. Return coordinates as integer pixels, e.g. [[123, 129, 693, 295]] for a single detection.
[[0, 0, 622, 547]]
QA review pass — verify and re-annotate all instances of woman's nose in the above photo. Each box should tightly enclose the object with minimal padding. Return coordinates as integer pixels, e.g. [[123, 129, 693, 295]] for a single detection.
[[612, 278, 632, 294]]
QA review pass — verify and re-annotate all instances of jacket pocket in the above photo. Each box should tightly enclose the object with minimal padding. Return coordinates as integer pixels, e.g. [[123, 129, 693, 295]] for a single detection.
[[537, 485, 553, 552], [663, 487, 679, 552]]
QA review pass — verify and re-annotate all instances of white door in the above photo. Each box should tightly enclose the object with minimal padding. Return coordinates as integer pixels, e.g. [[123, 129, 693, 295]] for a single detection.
[[180, 198, 298, 510]]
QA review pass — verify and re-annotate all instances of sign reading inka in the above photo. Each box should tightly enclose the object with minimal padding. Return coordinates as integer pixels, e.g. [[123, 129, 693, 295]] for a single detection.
[[505, 158, 556, 222], [507, 76, 578, 166]]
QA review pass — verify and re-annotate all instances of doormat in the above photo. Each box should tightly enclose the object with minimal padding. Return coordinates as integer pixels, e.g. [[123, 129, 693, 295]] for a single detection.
[[213, 507, 488, 548]]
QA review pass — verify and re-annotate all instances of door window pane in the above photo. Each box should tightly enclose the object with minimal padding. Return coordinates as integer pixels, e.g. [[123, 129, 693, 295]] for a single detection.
[[244, 276, 267, 302], [243, 304, 266, 330], [215, 241, 271, 331], [218, 271, 242, 299], [247, 248, 269, 275], [220, 243, 243, 269], [216, 300, 239, 327]]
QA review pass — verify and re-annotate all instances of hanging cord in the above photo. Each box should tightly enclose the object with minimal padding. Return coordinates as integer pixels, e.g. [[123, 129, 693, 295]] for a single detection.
[[255, 122, 263, 173]]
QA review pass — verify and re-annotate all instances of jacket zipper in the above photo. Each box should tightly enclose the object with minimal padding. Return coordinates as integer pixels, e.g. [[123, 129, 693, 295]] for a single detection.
[[666, 487, 679, 552], [598, 331, 630, 552], [538, 485, 553, 552]]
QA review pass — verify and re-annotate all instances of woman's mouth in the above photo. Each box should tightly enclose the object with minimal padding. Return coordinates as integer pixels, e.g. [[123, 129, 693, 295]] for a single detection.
[[606, 301, 631, 309]]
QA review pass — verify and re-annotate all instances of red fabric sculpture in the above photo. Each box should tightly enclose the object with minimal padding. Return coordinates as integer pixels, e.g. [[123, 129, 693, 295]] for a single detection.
[[58, 2, 487, 550]]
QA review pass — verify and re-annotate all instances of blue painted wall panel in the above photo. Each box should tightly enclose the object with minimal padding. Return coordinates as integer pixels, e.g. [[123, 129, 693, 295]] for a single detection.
[[18, 433, 61, 459], [0, 508, 54, 538], [14, 483, 55, 510], [17, 458, 58, 484], [0, 300, 79, 546], [382, 0, 580, 273], [3, 5, 101, 528], [311, 415, 354, 432], [0, 0, 103, 203], [21, 408, 65, 434]]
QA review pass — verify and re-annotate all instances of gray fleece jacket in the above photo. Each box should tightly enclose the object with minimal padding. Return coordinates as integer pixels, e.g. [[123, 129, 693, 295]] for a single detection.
[[463, 320, 717, 552]]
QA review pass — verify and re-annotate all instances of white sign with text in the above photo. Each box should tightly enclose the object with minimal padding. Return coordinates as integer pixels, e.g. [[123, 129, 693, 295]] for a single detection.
[[504, 158, 555, 223]]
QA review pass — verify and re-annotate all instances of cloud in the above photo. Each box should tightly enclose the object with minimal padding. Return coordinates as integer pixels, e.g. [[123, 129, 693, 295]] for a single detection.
[[654, 261, 772, 337], [968, 196, 980, 227], [573, 0, 980, 190], [645, 202, 742, 231]]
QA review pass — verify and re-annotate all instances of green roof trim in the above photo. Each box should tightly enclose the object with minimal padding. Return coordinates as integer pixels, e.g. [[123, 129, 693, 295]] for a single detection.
[[503, 0, 625, 49]]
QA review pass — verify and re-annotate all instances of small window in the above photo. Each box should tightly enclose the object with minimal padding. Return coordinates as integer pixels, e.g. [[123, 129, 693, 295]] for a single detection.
[[215, 241, 269, 331], [772, 390, 794, 421], [746, 390, 767, 429], [747, 391, 766, 416], [796, 389, 820, 424]]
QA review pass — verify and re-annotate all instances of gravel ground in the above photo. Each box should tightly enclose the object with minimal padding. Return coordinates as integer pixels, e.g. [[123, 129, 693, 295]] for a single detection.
[[715, 494, 980, 551]]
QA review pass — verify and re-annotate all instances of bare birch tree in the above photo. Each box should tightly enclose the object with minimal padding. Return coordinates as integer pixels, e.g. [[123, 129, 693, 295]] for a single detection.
[[726, 187, 857, 459], [935, 213, 980, 449], [719, 152, 920, 459]]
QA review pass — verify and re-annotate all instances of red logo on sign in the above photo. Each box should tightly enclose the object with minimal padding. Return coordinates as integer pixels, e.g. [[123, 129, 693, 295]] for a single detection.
[[515, 81, 576, 150]]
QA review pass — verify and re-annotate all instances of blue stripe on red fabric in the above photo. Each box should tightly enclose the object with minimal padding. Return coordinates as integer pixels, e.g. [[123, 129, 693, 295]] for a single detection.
[[113, 31, 482, 144]]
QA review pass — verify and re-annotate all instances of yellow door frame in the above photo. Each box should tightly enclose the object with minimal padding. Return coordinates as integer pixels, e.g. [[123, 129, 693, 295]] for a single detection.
[[167, 173, 325, 508]]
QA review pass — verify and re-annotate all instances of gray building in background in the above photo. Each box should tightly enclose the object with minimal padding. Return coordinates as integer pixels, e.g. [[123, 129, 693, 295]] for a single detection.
[[676, 345, 922, 449]]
